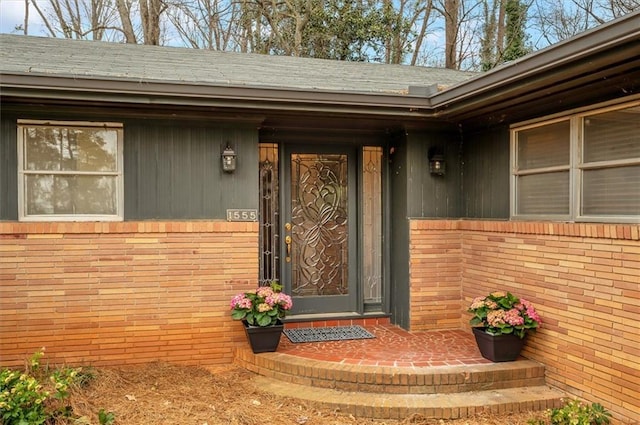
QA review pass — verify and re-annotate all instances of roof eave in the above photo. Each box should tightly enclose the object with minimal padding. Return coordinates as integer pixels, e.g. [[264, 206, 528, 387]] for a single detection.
[[0, 72, 436, 119], [431, 11, 640, 117]]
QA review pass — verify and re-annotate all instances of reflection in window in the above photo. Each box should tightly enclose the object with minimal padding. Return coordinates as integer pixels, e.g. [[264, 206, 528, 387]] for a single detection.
[[25, 175, 118, 215], [513, 120, 571, 218], [363, 147, 382, 304], [18, 121, 123, 220], [582, 106, 640, 217], [512, 102, 640, 222], [24, 127, 118, 172], [290, 153, 348, 296], [259, 143, 280, 286]]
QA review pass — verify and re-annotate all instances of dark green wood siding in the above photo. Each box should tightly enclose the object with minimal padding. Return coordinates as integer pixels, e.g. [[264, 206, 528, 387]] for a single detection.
[[388, 132, 410, 328], [405, 129, 463, 218], [0, 116, 18, 220], [461, 126, 510, 219], [124, 121, 258, 220], [400, 124, 511, 221]]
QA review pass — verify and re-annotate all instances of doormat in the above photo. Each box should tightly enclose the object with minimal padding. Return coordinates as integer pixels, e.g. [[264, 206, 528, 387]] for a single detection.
[[284, 325, 375, 343]]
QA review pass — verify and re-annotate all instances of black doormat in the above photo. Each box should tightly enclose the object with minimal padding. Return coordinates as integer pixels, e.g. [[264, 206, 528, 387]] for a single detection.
[[284, 325, 375, 343]]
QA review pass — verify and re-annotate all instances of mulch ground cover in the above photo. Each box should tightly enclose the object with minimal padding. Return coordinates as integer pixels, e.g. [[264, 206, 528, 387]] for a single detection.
[[68, 362, 546, 425]]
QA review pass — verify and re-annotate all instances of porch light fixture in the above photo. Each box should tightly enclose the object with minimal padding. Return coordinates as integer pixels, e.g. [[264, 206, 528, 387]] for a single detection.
[[429, 153, 446, 176], [221, 143, 237, 173]]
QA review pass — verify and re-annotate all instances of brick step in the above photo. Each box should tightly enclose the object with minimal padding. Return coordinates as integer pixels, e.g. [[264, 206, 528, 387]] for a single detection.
[[251, 376, 565, 420], [234, 348, 548, 394]]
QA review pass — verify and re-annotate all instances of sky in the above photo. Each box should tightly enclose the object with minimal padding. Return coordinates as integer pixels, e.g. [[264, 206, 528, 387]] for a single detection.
[[2, 0, 625, 70], [0, 0, 445, 64], [0, 0, 44, 35]]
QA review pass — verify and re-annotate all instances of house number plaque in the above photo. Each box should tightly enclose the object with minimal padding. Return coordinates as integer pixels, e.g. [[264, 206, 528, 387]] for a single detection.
[[226, 209, 258, 222]]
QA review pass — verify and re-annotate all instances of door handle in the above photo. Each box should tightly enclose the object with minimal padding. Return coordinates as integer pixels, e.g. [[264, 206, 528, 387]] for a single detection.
[[285, 236, 292, 256], [284, 223, 292, 262]]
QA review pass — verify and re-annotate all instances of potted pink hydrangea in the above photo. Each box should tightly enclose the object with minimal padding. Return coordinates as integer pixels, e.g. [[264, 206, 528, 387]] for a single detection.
[[230, 281, 293, 353], [468, 291, 541, 361]]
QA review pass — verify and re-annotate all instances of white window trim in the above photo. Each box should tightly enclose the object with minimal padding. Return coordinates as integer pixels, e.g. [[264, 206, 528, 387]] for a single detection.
[[511, 99, 640, 224], [17, 119, 124, 222]]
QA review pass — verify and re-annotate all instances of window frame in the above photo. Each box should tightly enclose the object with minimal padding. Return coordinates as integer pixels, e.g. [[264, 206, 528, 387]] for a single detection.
[[17, 119, 124, 222], [511, 99, 640, 223], [510, 116, 574, 221]]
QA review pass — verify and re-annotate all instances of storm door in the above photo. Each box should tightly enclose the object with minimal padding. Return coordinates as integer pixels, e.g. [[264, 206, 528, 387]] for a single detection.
[[259, 143, 384, 316], [282, 145, 357, 314]]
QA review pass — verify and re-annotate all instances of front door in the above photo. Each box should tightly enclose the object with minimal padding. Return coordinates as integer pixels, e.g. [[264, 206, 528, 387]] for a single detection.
[[282, 145, 357, 314], [258, 143, 384, 317]]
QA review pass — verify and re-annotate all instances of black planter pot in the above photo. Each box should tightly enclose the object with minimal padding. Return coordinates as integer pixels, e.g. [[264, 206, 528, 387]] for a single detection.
[[472, 327, 526, 362], [242, 320, 284, 353]]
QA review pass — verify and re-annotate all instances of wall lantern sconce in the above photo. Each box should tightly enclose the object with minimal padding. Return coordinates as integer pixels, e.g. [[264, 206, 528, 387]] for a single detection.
[[221, 143, 237, 173], [429, 152, 446, 176]]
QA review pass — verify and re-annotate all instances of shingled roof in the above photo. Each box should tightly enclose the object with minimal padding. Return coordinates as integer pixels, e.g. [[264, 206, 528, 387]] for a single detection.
[[0, 34, 475, 95], [1, 11, 638, 125]]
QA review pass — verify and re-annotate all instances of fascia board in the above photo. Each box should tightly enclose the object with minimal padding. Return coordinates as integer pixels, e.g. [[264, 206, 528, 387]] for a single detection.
[[0, 72, 435, 118]]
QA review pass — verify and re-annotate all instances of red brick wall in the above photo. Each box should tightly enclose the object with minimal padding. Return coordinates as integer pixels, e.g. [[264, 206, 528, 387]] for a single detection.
[[410, 219, 640, 424], [0, 221, 258, 367]]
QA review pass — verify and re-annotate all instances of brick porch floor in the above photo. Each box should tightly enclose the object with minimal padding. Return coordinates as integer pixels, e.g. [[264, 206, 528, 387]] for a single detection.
[[235, 318, 564, 419], [279, 318, 494, 367]]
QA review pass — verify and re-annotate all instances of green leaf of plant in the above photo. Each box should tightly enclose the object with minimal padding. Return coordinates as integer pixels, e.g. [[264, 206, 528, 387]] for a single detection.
[[257, 314, 272, 326], [231, 310, 246, 320], [470, 317, 483, 326]]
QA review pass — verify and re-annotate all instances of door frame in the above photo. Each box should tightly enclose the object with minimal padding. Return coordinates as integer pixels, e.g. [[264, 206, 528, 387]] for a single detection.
[[258, 133, 391, 319]]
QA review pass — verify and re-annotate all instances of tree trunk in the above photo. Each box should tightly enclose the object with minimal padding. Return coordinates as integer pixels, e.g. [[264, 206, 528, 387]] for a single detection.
[[444, 0, 459, 69], [140, 0, 164, 45], [410, 0, 434, 66], [23, 0, 29, 34], [115, 0, 137, 43], [496, 0, 506, 55], [291, 0, 312, 57]]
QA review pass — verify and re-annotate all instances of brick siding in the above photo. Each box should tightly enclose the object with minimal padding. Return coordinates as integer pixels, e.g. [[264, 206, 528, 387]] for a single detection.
[[410, 219, 640, 424], [1, 219, 638, 422], [0, 221, 258, 367]]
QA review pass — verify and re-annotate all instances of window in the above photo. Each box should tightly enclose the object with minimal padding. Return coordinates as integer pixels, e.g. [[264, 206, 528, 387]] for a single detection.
[[18, 120, 124, 221], [512, 102, 640, 222]]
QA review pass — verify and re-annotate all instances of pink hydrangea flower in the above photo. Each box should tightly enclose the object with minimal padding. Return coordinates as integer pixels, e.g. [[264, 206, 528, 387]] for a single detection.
[[264, 294, 276, 307], [257, 303, 272, 313], [230, 294, 251, 310], [485, 300, 498, 309], [521, 299, 541, 323], [256, 286, 274, 298], [487, 310, 506, 327], [276, 293, 293, 310], [469, 297, 486, 310], [504, 308, 525, 326]]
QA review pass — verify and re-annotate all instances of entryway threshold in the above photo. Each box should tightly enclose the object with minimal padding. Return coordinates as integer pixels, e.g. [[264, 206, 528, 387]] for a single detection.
[[283, 312, 391, 325]]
